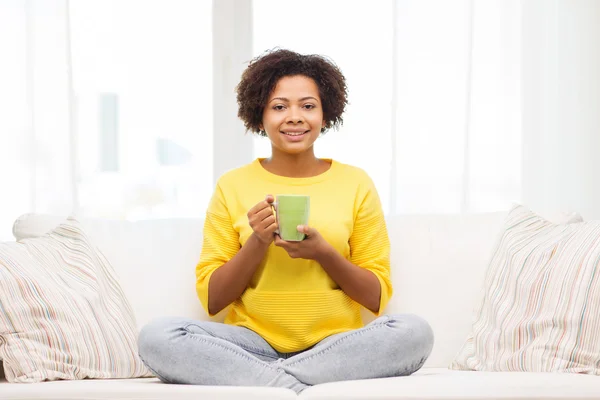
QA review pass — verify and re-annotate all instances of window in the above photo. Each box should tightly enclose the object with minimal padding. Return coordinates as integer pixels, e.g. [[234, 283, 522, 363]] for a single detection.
[[0, 0, 522, 239], [252, 0, 521, 214], [70, 0, 213, 219]]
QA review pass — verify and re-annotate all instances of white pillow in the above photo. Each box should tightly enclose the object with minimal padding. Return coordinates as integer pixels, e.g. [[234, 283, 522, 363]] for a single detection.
[[451, 204, 600, 373], [0, 218, 152, 382]]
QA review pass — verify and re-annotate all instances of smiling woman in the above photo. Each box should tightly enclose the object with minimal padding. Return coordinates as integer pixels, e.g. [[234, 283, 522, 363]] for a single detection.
[[235, 49, 349, 177], [257, 75, 332, 177], [137, 48, 434, 394], [236, 49, 347, 137], [260, 76, 325, 156]]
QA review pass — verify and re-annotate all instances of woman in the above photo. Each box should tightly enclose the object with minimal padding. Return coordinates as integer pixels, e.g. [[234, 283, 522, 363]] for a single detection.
[[138, 49, 433, 393]]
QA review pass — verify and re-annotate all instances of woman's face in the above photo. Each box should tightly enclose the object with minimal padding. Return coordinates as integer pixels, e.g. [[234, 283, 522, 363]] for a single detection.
[[260, 75, 325, 156]]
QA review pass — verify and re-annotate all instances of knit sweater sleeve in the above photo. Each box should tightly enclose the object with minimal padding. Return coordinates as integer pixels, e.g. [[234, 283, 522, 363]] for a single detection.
[[195, 182, 240, 316], [349, 173, 393, 315]]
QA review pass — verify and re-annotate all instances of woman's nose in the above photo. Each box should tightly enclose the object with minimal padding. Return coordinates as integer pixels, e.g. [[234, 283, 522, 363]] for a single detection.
[[285, 113, 304, 124]]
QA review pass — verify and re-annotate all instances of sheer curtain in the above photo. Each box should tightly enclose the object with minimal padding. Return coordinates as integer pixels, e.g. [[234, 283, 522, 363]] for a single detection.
[[0, 0, 74, 240], [1, 0, 521, 241], [253, 0, 521, 215], [0, 0, 213, 240]]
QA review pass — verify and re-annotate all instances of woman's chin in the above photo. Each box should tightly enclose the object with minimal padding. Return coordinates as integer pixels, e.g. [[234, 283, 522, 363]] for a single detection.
[[274, 143, 312, 155]]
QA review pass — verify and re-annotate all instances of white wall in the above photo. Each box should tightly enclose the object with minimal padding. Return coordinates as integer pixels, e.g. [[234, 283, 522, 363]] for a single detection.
[[522, 0, 600, 220]]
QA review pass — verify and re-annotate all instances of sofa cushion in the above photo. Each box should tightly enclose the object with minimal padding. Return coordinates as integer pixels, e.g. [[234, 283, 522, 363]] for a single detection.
[[0, 218, 152, 382], [3, 368, 599, 399], [0, 378, 297, 400], [452, 205, 600, 373], [299, 367, 600, 399]]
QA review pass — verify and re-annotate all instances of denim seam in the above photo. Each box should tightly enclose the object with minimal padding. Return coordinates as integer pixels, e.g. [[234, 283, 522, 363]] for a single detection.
[[284, 321, 391, 367], [184, 329, 284, 372], [182, 323, 278, 361]]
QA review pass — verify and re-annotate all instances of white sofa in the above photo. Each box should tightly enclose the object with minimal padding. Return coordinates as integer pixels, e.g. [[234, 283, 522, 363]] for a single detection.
[[1, 211, 600, 399]]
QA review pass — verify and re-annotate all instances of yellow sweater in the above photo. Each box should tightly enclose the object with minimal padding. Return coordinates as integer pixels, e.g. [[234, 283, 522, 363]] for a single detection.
[[196, 158, 392, 353]]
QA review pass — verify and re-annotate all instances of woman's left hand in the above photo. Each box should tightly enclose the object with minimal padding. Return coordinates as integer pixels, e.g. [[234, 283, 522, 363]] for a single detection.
[[274, 225, 332, 261]]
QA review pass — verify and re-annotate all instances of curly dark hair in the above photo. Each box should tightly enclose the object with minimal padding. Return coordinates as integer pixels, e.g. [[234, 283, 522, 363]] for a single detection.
[[236, 48, 348, 136]]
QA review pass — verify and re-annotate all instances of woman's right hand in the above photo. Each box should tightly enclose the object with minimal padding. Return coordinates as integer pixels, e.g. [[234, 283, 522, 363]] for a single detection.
[[247, 195, 278, 244]]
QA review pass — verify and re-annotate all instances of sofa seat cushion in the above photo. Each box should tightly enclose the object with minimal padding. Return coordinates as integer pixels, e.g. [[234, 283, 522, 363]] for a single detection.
[[0, 378, 297, 400], [299, 368, 600, 399]]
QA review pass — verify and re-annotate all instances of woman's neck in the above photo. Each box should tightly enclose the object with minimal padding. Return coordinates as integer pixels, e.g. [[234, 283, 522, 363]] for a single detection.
[[261, 149, 329, 178]]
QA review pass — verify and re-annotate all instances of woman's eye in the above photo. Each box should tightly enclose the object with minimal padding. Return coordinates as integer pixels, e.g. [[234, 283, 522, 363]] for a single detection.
[[304, 104, 315, 110], [273, 105, 285, 111]]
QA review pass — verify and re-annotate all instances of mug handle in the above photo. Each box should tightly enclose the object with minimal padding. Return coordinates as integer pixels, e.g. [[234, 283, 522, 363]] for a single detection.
[[271, 201, 279, 235]]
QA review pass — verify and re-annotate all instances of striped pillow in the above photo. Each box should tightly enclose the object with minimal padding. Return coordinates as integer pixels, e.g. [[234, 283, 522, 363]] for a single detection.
[[0, 218, 153, 382], [451, 205, 600, 373]]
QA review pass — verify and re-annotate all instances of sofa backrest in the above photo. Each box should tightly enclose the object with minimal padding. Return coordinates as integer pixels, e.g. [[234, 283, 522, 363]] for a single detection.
[[13, 210, 579, 369], [385, 212, 507, 366], [12, 212, 514, 368]]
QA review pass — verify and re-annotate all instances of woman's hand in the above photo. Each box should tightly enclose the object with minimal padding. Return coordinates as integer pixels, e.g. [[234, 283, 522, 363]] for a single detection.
[[274, 225, 333, 261], [247, 195, 278, 245]]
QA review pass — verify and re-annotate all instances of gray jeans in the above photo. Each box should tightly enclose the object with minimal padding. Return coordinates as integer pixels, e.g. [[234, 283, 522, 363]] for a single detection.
[[138, 314, 434, 394]]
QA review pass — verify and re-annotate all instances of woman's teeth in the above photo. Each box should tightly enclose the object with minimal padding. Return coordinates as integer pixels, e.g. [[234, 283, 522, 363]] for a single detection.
[[283, 131, 306, 136]]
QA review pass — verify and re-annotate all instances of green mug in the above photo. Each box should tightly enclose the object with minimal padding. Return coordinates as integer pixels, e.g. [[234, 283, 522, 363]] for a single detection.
[[273, 195, 310, 241]]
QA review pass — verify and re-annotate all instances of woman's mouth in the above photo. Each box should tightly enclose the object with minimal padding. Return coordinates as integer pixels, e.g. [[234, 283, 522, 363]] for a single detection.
[[280, 130, 309, 136], [280, 130, 309, 141]]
